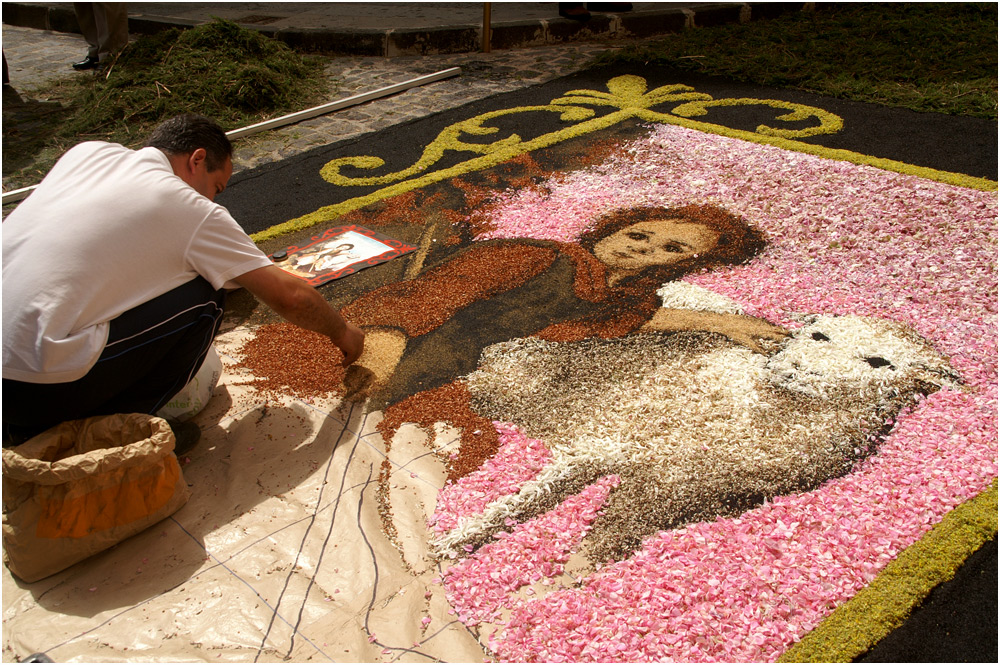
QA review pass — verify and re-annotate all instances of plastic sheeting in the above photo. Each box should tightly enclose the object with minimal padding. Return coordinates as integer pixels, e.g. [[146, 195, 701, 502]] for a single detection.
[[2, 328, 487, 663]]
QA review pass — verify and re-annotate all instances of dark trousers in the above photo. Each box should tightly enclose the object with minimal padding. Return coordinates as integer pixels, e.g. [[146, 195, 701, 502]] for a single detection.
[[3, 278, 226, 443]]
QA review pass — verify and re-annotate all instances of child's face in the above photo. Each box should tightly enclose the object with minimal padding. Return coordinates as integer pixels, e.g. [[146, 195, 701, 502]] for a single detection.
[[593, 219, 718, 271]]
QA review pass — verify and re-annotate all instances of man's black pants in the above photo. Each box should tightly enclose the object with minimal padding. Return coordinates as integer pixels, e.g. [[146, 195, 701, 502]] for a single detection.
[[3, 277, 226, 443]]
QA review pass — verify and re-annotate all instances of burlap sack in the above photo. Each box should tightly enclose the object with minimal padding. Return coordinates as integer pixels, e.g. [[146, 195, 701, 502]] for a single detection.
[[2, 414, 191, 583]]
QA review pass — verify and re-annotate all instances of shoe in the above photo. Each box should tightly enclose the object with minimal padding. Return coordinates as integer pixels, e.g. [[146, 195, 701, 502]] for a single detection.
[[72, 55, 101, 71], [589, 3, 633, 11], [166, 418, 201, 456], [559, 4, 591, 21]]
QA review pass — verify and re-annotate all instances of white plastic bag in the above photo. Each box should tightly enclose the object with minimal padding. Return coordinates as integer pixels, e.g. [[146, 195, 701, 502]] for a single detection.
[[156, 346, 222, 422]]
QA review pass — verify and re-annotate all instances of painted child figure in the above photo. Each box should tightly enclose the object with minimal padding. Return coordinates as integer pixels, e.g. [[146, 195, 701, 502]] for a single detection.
[[342, 204, 788, 413]]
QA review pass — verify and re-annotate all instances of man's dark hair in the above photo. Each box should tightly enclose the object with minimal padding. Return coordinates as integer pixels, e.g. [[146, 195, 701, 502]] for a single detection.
[[145, 114, 232, 171]]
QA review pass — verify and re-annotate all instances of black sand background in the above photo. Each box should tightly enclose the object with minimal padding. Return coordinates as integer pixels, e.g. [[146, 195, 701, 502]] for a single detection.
[[219, 64, 997, 237]]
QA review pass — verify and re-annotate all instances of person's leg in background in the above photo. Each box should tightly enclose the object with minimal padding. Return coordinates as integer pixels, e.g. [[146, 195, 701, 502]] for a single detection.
[[558, 3, 632, 22], [559, 3, 591, 21], [72, 3, 129, 70]]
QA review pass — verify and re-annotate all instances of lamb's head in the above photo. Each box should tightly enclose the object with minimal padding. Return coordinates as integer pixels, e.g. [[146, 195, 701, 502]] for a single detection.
[[765, 315, 960, 401]]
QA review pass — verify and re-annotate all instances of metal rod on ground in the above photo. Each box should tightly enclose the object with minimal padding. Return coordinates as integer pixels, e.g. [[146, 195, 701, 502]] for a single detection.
[[482, 3, 492, 53], [2, 185, 40, 206], [1, 67, 462, 206], [225, 67, 461, 140]]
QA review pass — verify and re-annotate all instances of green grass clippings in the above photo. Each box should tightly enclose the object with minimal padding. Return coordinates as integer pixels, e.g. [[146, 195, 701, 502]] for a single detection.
[[597, 3, 998, 119], [64, 19, 327, 137], [2, 19, 329, 190]]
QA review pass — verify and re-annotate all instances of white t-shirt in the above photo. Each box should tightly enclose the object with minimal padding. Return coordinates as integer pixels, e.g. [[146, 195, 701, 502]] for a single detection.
[[2, 142, 273, 384]]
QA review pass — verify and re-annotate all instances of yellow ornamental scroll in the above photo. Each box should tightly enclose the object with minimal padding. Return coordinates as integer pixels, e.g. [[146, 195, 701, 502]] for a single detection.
[[670, 97, 844, 138], [252, 74, 993, 243]]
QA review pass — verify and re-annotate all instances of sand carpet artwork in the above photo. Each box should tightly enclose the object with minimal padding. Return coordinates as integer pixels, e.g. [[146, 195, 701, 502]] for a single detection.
[[2, 71, 997, 663]]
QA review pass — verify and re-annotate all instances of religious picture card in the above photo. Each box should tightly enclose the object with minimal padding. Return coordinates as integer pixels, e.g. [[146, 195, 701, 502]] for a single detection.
[[269, 225, 417, 286]]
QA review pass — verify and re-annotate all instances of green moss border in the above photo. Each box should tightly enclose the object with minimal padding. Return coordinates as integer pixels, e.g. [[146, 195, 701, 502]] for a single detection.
[[780, 480, 998, 662]]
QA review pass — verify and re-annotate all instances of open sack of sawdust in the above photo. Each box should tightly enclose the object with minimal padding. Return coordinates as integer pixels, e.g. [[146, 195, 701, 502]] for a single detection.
[[2, 414, 190, 582]]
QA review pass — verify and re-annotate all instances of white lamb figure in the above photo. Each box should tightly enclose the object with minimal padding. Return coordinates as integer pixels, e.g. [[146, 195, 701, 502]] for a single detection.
[[436, 314, 960, 562]]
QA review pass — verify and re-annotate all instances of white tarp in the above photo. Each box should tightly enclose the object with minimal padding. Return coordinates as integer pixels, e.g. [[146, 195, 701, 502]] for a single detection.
[[3, 328, 486, 663]]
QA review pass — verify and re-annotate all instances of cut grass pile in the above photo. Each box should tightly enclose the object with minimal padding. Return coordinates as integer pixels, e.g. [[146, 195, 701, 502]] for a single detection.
[[3, 19, 329, 189], [68, 19, 327, 138], [596, 3, 998, 119]]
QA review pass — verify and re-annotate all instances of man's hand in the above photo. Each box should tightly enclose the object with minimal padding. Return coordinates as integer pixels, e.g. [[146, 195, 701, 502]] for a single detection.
[[341, 328, 407, 401], [333, 322, 365, 366], [234, 265, 365, 363]]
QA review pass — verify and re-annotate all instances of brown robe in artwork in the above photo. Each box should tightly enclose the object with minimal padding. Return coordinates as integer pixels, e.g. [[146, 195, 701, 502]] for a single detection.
[[342, 238, 661, 409]]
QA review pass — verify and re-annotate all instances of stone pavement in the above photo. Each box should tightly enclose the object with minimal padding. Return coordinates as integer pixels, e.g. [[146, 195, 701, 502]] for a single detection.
[[2, 2, 806, 192], [3, 2, 801, 191], [0, 22, 608, 190]]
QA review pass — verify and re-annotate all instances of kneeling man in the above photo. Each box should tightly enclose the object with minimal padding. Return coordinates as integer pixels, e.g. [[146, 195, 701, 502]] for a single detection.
[[2, 114, 364, 450]]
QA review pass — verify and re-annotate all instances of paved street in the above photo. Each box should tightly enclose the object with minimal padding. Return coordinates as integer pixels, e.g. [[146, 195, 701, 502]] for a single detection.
[[4, 2, 746, 56]]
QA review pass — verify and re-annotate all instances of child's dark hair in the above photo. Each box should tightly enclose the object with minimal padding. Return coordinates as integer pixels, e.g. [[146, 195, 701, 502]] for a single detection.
[[579, 204, 767, 286]]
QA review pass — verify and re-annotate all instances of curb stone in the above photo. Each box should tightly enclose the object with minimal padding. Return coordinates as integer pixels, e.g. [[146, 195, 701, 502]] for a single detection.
[[1, 2, 808, 56]]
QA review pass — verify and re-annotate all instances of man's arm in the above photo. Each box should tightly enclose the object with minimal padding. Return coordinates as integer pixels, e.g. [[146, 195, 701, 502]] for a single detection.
[[233, 265, 365, 366]]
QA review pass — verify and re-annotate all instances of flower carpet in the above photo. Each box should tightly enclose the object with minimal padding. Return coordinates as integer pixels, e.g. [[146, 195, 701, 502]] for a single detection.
[[3, 67, 996, 663]]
